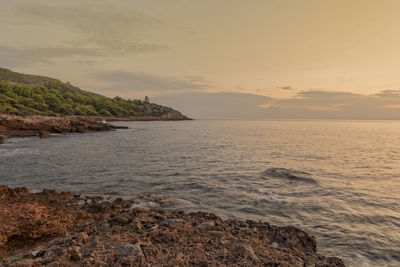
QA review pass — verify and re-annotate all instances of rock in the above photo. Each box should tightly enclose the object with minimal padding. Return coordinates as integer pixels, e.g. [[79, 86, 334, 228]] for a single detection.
[[0, 199, 74, 247], [0, 115, 120, 141], [0, 136, 6, 144], [243, 245, 259, 263], [43, 248, 64, 265], [108, 124, 129, 129], [111, 204, 123, 213], [267, 225, 317, 253], [100, 249, 112, 255], [0, 187, 345, 267], [69, 246, 82, 261], [31, 249, 46, 258], [79, 232, 89, 243], [39, 131, 50, 138], [160, 218, 186, 227], [113, 197, 125, 205], [196, 221, 215, 231], [131, 221, 144, 231], [109, 213, 131, 224], [89, 202, 111, 213], [114, 244, 143, 258], [89, 238, 100, 248]]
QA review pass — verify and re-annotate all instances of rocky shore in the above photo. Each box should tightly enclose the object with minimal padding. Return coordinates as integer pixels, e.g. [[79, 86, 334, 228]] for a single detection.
[[0, 186, 345, 266], [0, 114, 129, 143], [0, 114, 192, 143]]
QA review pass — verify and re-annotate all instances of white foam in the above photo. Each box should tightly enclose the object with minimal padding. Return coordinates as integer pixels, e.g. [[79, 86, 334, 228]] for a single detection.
[[0, 148, 37, 157], [131, 201, 160, 209]]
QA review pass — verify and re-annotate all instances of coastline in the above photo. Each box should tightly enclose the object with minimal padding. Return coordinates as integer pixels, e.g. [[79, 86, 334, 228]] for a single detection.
[[0, 114, 191, 144], [0, 186, 345, 266]]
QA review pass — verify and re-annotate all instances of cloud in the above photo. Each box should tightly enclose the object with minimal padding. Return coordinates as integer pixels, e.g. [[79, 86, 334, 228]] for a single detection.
[[0, 1, 166, 66], [276, 86, 292, 90], [373, 90, 400, 98], [154, 89, 400, 120], [0, 44, 108, 68], [13, 1, 166, 54], [384, 104, 400, 109], [305, 105, 343, 111], [337, 77, 353, 83], [269, 90, 362, 108], [94, 71, 211, 94], [263, 90, 400, 119], [154, 92, 274, 119]]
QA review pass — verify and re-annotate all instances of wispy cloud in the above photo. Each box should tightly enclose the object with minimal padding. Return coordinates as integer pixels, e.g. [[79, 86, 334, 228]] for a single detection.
[[94, 71, 211, 94], [155, 90, 400, 120], [305, 105, 344, 111], [384, 104, 400, 109], [154, 92, 274, 119], [276, 86, 292, 90], [262, 90, 400, 119], [0, 1, 166, 67], [0, 44, 105, 67]]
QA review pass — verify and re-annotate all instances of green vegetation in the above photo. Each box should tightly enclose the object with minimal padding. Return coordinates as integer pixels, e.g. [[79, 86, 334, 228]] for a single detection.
[[0, 68, 185, 118], [0, 81, 144, 117]]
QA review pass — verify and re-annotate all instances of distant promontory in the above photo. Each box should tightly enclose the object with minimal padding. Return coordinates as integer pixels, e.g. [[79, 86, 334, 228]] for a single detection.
[[0, 68, 190, 143], [0, 67, 189, 120]]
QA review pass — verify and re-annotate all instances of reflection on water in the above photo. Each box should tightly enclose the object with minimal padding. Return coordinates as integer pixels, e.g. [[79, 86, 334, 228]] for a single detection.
[[0, 120, 399, 266]]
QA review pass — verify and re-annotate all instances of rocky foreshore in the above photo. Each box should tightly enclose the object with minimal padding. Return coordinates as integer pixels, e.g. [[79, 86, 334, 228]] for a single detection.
[[0, 114, 191, 144], [0, 114, 128, 143], [0, 186, 345, 266]]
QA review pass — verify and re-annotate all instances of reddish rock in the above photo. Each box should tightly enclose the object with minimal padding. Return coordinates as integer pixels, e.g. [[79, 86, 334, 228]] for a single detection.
[[0, 186, 345, 266], [39, 131, 50, 138], [0, 114, 122, 142], [0, 187, 75, 256]]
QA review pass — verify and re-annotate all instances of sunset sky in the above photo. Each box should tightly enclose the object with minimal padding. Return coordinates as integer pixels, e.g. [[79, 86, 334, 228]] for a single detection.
[[1, 0, 400, 119]]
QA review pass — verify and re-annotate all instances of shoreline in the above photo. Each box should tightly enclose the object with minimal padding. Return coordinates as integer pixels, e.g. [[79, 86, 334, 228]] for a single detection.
[[0, 185, 345, 266], [0, 114, 191, 144]]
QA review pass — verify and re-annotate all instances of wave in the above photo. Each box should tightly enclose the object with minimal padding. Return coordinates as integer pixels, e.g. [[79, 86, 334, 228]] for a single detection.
[[0, 148, 36, 158], [262, 168, 318, 184]]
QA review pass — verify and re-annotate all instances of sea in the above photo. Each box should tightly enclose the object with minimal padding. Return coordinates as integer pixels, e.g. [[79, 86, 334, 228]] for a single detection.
[[0, 120, 399, 266]]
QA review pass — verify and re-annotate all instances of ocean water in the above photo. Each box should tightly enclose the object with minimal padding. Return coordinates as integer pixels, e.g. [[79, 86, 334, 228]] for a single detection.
[[0, 120, 399, 266]]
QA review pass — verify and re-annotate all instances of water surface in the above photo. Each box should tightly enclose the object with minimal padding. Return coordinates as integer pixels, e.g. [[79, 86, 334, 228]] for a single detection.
[[1, 120, 399, 266]]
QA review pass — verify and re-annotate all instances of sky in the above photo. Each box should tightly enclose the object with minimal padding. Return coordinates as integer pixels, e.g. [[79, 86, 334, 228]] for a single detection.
[[1, 0, 400, 119]]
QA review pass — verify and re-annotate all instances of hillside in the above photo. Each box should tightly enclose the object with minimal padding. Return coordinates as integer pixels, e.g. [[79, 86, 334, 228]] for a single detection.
[[0, 68, 188, 119]]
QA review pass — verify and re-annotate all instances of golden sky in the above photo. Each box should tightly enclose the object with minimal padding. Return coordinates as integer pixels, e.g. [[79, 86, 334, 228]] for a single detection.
[[1, 0, 400, 119]]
